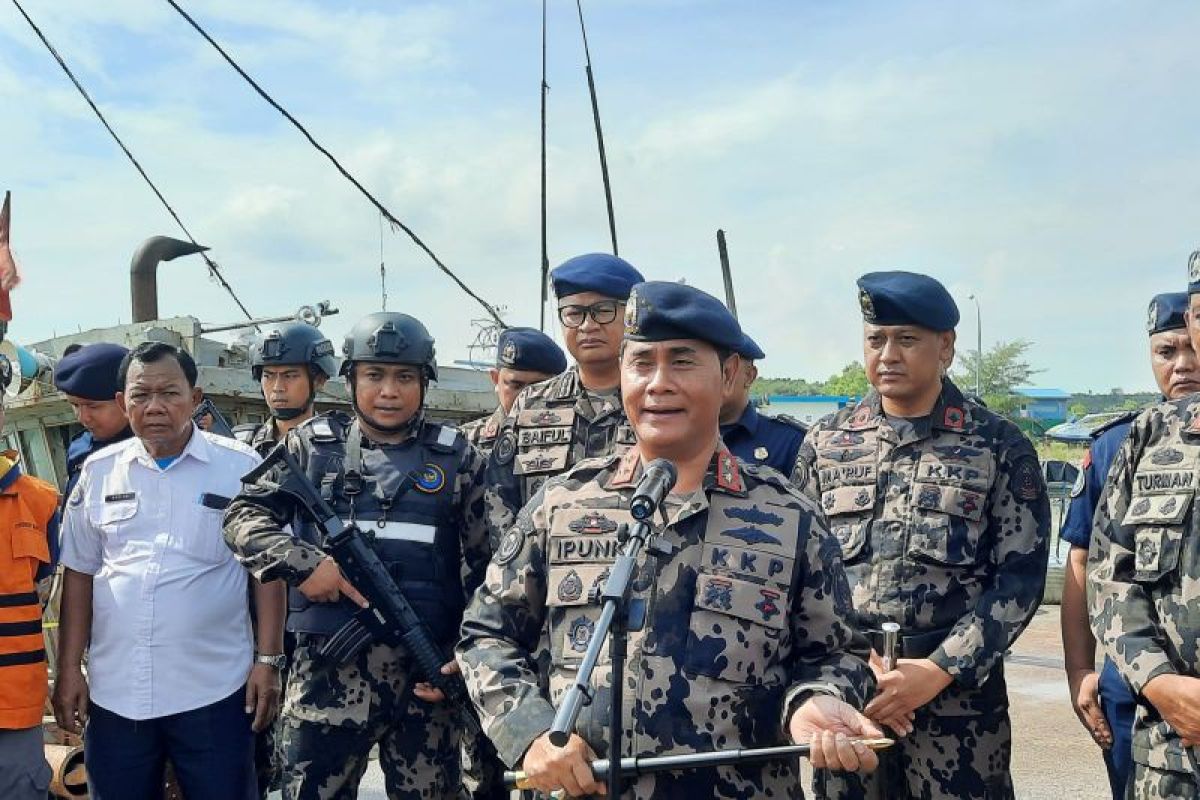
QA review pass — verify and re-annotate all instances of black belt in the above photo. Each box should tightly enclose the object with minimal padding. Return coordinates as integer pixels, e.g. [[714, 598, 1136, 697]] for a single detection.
[[868, 626, 952, 660]]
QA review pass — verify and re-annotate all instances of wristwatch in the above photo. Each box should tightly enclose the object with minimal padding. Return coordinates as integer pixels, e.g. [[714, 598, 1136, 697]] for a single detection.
[[255, 652, 287, 670]]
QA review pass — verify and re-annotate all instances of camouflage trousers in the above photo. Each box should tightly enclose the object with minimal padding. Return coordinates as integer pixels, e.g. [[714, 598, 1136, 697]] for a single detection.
[[815, 695, 1013, 799], [280, 634, 466, 800], [461, 729, 508, 800], [1127, 764, 1199, 799]]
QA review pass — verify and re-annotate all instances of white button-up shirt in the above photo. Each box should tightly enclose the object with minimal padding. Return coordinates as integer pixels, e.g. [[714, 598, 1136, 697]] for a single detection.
[[60, 427, 261, 720]]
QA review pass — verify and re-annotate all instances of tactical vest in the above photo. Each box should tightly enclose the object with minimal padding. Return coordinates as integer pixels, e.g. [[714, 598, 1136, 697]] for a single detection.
[[286, 416, 466, 646], [0, 466, 57, 729]]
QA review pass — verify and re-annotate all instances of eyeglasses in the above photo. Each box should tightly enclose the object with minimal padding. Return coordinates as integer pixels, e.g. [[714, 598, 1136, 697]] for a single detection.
[[557, 300, 622, 328]]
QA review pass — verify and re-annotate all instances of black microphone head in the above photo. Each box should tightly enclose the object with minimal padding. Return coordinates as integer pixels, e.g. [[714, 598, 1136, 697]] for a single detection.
[[630, 458, 678, 520], [643, 458, 678, 491]]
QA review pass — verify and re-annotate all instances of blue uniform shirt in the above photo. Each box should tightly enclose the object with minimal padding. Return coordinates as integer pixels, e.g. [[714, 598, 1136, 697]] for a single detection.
[[1060, 415, 1134, 549], [64, 428, 132, 506], [720, 403, 806, 475]]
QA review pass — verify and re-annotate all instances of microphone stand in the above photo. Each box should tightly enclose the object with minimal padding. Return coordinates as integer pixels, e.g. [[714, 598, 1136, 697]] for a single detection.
[[549, 511, 673, 798]]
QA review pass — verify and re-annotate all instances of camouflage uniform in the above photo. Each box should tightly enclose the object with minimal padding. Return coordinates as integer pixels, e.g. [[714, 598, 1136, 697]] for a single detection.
[[457, 411, 512, 798], [225, 411, 490, 800], [458, 446, 874, 799], [459, 407, 505, 458], [1089, 396, 1200, 799], [235, 420, 280, 454], [484, 365, 635, 543], [792, 380, 1050, 800]]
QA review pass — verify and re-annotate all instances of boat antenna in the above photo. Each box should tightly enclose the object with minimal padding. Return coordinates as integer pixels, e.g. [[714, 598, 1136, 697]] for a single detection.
[[575, 0, 619, 255]]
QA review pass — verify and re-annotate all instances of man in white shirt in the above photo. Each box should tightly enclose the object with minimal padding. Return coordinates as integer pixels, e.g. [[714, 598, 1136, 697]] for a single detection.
[[52, 342, 285, 800]]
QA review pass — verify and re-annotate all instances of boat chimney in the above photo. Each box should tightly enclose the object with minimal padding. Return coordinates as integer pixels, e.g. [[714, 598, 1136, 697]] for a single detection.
[[130, 236, 210, 323]]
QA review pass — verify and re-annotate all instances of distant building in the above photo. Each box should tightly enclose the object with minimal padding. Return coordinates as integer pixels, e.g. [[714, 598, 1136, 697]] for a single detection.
[[759, 395, 856, 425], [1013, 387, 1071, 425]]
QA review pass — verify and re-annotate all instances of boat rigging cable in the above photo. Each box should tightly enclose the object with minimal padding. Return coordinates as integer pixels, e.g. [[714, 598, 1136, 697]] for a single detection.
[[9, 0, 255, 321], [575, 0, 619, 256], [162, 0, 505, 326], [539, 0, 550, 331]]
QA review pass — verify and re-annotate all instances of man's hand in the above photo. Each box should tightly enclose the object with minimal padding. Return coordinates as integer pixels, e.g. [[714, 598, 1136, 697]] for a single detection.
[[1144, 674, 1200, 747], [1067, 668, 1112, 749], [788, 694, 884, 773], [52, 666, 90, 735], [297, 556, 368, 607], [520, 731, 605, 797], [864, 658, 953, 725], [413, 660, 458, 704], [244, 663, 282, 733]]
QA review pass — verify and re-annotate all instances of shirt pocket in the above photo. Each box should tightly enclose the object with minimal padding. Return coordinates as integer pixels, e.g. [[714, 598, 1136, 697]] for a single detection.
[[828, 518, 870, 563], [684, 572, 789, 684], [87, 498, 140, 557], [1123, 491, 1189, 583], [908, 483, 987, 566], [545, 564, 611, 666], [184, 494, 235, 565]]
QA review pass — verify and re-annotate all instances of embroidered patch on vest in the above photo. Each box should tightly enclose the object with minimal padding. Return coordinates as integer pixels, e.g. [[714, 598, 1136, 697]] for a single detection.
[[414, 463, 447, 494]]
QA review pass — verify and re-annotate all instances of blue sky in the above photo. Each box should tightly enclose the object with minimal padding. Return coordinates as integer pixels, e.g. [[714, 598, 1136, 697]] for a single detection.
[[2, 1, 1199, 392]]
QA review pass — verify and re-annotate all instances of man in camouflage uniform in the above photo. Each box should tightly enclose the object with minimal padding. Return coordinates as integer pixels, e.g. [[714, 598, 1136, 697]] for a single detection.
[[484, 253, 643, 542], [225, 312, 490, 800], [460, 326, 566, 457], [231, 322, 338, 797], [792, 271, 1050, 800], [1088, 253, 1200, 799], [459, 281, 882, 799], [234, 322, 338, 456], [1061, 292, 1198, 798]]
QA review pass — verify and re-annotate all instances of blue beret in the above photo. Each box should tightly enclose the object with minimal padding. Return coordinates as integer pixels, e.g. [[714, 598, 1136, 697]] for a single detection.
[[53, 342, 129, 401], [1147, 292, 1188, 335], [496, 327, 567, 375], [551, 253, 644, 300], [856, 271, 960, 331], [623, 281, 744, 351], [738, 334, 766, 360]]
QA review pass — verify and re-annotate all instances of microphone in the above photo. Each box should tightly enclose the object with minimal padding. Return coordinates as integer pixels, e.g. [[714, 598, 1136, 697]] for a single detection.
[[630, 458, 678, 521]]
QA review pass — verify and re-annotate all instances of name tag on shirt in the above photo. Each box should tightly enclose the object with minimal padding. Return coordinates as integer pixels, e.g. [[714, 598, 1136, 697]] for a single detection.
[[104, 492, 136, 503], [373, 522, 436, 544]]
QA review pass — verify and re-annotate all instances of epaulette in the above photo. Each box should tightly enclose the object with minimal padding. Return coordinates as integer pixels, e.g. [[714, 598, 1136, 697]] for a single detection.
[[298, 410, 350, 442], [231, 423, 257, 445], [423, 422, 462, 453], [1090, 410, 1139, 440], [772, 413, 809, 435]]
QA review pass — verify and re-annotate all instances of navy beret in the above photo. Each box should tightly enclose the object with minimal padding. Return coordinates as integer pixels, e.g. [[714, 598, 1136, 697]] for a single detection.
[[623, 281, 744, 351], [551, 253, 644, 300], [53, 342, 129, 401], [738, 334, 766, 360], [856, 271, 960, 331], [1147, 292, 1188, 335], [496, 327, 568, 375]]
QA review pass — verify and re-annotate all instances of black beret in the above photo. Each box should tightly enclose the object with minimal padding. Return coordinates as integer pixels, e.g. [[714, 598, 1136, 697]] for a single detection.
[[856, 271, 960, 331], [54, 342, 129, 401], [551, 253, 644, 300], [496, 327, 568, 375], [1147, 292, 1188, 335], [623, 281, 744, 351]]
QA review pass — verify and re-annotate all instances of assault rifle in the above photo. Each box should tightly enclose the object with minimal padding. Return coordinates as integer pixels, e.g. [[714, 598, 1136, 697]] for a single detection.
[[193, 397, 235, 439], [244, 442, 481, 737]]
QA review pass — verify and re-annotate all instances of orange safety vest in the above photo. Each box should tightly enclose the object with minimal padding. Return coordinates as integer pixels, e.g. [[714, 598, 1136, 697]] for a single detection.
[[0, 458, 57, 730]]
